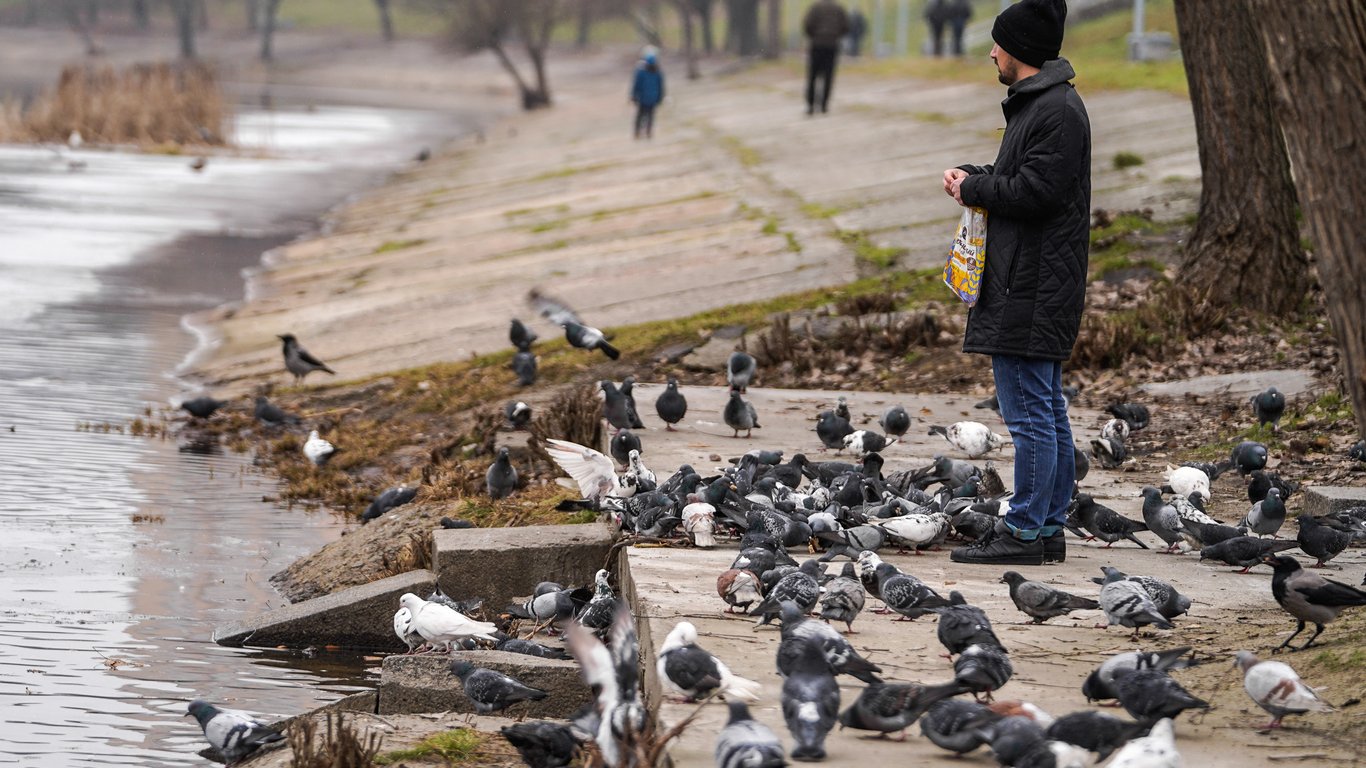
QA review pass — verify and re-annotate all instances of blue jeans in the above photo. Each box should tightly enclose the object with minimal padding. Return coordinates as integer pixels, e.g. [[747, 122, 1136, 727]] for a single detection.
[[992, 355, 1074, 539]]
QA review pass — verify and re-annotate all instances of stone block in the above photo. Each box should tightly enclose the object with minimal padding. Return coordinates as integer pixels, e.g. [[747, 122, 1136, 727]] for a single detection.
[[378, 651, 591, 718], [214, 570, 437, 652], [1303, 486, 1366, 518], [433, 523, 616, 613]]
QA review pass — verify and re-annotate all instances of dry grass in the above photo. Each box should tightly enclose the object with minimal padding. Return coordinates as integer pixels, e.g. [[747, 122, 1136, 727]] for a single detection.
[[0, 61, 230, 147], [288, 713, 384, 768]]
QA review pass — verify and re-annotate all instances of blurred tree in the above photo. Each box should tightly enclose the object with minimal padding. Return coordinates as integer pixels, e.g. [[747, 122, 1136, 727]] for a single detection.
[[444, 0, 562, 109], [764, 0, 779, 58], [259, 0, 282, 60], [663, 0, 700, 78], [170, 0, 197, 57], [726, 0, 760, 55], [245, 0, 258, 31], [692, 0, 714, 52], [1248, 0, 1366, 438], [130, 0, 150, 30], [1172, 0, 1304, 315], [61, 0, 100, 54], [375, 0, 396, 41], [575, 0, 595, 48]]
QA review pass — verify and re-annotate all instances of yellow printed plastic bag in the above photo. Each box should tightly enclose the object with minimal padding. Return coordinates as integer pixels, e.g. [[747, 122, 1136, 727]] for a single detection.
[[943, 206, 987, 306]]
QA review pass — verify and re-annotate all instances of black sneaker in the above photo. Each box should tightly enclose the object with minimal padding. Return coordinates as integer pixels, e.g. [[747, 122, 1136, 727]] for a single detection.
[[950, 524, 1045, 566], [1043, 531, 1066, 563]]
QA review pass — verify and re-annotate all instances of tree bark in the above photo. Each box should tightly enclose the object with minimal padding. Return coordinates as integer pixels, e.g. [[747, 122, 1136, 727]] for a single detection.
[[1172, 0, 1305, 317], [260, 0, 281, 61], [197, 0, 208, 30], [729, 0, 760, 55], [671, 0, 700, 78], [62, 0, 100, 55], [171, 0, 196, 57], [131, 0, 149, 30], [1249, 0, 1366, 437], [576, 0, 593, 48], [246, 0, 259, 31], [692, 0, 714, 52], [375, 0, 395, 41], [763, 0, 780, 58]]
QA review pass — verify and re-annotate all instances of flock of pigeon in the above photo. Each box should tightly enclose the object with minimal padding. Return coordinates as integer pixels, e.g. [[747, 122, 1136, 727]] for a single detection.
[[177, 300, 1366, 767]]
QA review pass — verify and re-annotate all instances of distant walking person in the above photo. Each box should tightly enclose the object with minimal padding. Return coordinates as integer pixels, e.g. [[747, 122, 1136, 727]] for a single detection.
[[846, 6, 868, 57], [924, 0, 948, 56], [942, 0, 1091, 566], [631, 48, 665, 139], [803, 0, 850, 114], [947, 0, 973, 56]]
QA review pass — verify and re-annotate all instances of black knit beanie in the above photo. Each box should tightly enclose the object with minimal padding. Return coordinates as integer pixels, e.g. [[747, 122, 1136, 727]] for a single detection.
[[992, 0, 1067, 68]]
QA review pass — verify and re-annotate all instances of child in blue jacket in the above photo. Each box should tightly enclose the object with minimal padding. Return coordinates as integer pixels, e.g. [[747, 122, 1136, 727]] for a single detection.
[[630, 49, 665, 139]]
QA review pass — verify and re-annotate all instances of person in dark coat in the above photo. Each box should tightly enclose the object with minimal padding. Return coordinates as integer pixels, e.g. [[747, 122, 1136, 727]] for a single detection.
[[947, 0, 973, 56], [924, 0, 948, 56], [803, 0, 850, 114], [942, 0, 1091, 566], [631, 48, 665, 139], [846, 6, 868, 57]]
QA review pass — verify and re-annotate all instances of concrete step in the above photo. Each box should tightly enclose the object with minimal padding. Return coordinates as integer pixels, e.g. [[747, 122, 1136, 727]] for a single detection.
[[378, 651, 591, 719]]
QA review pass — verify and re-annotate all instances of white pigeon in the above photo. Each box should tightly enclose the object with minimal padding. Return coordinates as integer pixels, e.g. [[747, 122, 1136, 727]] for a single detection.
[[302, 429, 335, 466], [656, 621, 762, 702], [1106, 717, 1182, 768], [1101, 417, 1131, 442], [1163, 465, 1211, 502], [1235, 651, 1334, 729], [398, 592, 499, 651], [843, 430, 895, 455], [393, 606, 424, 653], [871, 513, 945, 551], [544, 438, 634, 501], [682, 497, 717, 548], [624, 449, 655, 492], [929, 421, 1004, 459]]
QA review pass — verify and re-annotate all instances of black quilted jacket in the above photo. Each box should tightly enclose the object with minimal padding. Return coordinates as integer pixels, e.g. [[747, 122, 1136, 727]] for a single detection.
[[958, 58, 1091, 361]]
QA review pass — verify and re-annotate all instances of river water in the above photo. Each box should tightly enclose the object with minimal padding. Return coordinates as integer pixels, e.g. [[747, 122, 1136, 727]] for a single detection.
[[0, 105, 460, 765]]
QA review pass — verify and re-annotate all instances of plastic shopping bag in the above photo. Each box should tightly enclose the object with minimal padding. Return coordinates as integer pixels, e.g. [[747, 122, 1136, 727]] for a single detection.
[[942, 206, 987, 306]]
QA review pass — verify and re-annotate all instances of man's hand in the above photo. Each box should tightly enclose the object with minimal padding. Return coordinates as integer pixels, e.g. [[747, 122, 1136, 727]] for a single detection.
[[943, 168, 968, 201]]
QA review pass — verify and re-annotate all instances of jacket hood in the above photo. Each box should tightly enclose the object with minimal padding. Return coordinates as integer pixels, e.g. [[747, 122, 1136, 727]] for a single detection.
[[1007, 57, 1075, 97]]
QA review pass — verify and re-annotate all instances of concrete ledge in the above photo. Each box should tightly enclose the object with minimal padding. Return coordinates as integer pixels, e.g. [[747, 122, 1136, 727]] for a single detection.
[[433, 523, 617, 611], [214, 570, 438, 652], [1303, 486, 1366, 518], [378, 651, 591, 718]]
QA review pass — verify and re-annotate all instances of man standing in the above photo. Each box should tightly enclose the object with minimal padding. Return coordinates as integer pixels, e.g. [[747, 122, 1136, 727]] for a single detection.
[[942, 0, 1090, 566], [803, 0, 850, 114]]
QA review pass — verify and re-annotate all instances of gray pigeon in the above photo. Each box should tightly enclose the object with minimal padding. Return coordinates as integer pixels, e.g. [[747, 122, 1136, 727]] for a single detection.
[[509, 318, 538, 349], [1139, 486, 1184, 553], [1178, 518, 1247, 549], [180, 396, 227, 420], [361, 485, 419, 523], [505, 586, 576, 627], [724, 389, 760, 439], [601, 381, 637, 430], [1071, 494, 1149, 549], [781, 639, 840, 761], [252, 395, 297, 426], [920, 698, 995, 755], [953, 643, 1013, 703], [609, 429, 642, 467], [1091, 567, 1190, 620], [1251, 387, 1286, 431], [1045, 711, 1147, 761], [497, 637, 571, 661], [817, 562, 865, 632], [1199, 536, 1297, 572], [619, 376, 646, 429], [186, 700, 284, 766], [564, 321, 619, 359], [1081, 646, 1196, 703], [512, 349, 537, 386], [715, 701, 786, 768], [815, 409, 854, 450], [1000, 570, 1099, 624], [1295, 514, 1352, 567], [836, 679, 966, 737], [932, 591, 1001, 656], [450, 660, 548, 713], [776, 602, 882, 683], [876, 562, 950, 620], [1098, 571, 1174, 634], [727, 351, 757, 392], [749, 560, 822, 626], [655, 377, 687, 430], [976, 715, 1046, 766], [1090, 435, 1128, 469], [1111, 667, 1209, 725], [1264, 553, 1366, 651], [1105, 402, 1150, 432], [843, 430, 894, 455], [500, 720, 580, 768], [486, 447, 518, 499], [1229, 440, 1269, 476], [1239, 487, 1286, 537], [878, 405, 912, 438], [278, 333, 335, 383]]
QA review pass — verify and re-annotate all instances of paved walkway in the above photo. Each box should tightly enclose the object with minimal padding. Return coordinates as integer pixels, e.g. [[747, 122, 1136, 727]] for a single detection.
[[192, 48, 1198, 389]]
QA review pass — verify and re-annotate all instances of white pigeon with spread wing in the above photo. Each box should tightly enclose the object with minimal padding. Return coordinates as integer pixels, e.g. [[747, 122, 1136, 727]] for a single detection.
[[545, 438, 636, 501]]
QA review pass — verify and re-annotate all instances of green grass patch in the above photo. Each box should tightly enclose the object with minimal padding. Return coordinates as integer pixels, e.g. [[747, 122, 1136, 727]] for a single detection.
[[800, 202, 842, 219], [784, 232, 802, 253], [912, 111, 955, 125], [837, 229, 907, 270], [376, 728, 482, 765], [505, 203, 571, 219], [587, 190, 717, 222], [1310, 647, 1366, 673], [531, 162, 617, 182], [279, 0, 445, 37], [1113, 151, 1145, 170], [373, 238, 426, 254], [529, 219, 570, 233], [761, 217, 780, 236], [721, 135, 762, 168]]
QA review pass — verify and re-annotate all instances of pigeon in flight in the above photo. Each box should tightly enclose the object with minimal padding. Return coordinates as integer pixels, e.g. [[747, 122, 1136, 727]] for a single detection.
[[303, 430, 335, 466], [361, 485, 419, 524], [545, 438, 635, 502], [564, 322, 619, 359], [929, 422, 1004, 459], [654, 377, 687, 430], [1263, 553, 1366, 652], [450, 660, 549, 714], [528, 288, 582, 327], [277, 333, 335, 384], [1000, 571, 1099, 624], [727, 351, 756, 393], [1234, 650, 1333, 729], [715, 701, 785, 768], [656, 621, 762, 702], [1251, 387, 1286, 431], [185, 700, 284, 766], [180, 396, 227, 420], [487, 447, 519, 499]]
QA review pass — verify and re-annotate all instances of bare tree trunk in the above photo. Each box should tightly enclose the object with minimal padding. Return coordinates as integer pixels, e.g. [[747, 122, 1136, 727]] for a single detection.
[[197, 0, 209, 30], [763, 0, 780, 58], [576, 0, 593, 48], [1250, 0, 1366, 437], [693, 0, 714, 52], [171, 0, 196, 57], [130, 0, 150, 30], [259, 0, 281, 61], [62, 0, 100, 55], [672, 0, 700, 78], [1172, 0, 1305, 316], [729, 0, 760, 55], [246, 0, 259, 31], [375, 0, 395, 41]]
